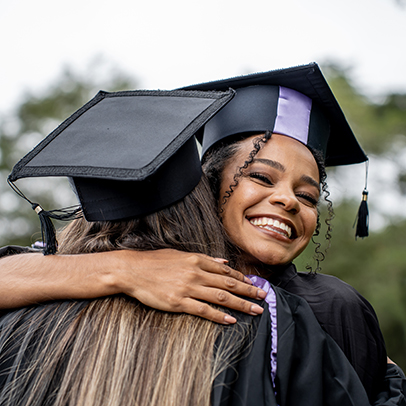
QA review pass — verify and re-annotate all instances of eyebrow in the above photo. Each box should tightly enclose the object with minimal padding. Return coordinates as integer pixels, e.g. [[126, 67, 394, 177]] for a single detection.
[[252, 158, 320, 189], [301, 175, 320, 190], [253, 158, 285, 172]]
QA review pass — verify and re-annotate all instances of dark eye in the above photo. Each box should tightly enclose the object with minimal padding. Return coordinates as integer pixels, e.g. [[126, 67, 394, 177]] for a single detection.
[[296, 193, 318, 207], [248, 172, 273, 186]]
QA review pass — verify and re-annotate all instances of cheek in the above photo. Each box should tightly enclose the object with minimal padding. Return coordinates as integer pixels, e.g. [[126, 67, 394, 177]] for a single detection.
[[221, 183, 259, 222], [304, 209, 319, 237], [221, 197, 241, 231], [220, 195, 248, 242]]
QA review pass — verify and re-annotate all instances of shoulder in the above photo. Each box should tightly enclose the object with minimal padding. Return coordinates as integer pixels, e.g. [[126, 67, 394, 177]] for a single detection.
[[294, 271, 375, 311], [284, 271, 384, 348], [273, 264, 369, 309], [297, 271, 356, 292]]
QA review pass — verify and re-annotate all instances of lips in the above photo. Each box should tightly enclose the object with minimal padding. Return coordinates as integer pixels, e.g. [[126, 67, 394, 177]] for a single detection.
[[248, 217, 293, 238]]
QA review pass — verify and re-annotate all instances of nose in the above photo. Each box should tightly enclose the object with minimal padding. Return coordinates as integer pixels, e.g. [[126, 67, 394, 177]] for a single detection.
[[268, 185, 300, 214]]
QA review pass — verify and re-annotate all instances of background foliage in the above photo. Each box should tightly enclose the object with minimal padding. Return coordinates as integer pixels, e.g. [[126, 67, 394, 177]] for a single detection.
[[1, 62, 406, 369]]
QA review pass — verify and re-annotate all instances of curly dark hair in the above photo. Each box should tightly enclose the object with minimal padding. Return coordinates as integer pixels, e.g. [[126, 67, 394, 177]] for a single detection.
[[202, 132, 334, 273]]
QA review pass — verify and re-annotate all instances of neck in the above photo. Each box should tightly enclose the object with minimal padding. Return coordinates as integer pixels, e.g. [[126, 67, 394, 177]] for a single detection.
[[236, 259, 293, 279]]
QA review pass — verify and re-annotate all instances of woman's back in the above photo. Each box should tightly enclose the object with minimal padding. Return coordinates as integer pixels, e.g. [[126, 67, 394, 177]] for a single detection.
[[0, 296, 224, 406]]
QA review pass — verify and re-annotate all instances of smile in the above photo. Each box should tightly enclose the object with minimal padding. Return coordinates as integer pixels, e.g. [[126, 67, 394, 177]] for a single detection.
[[249, 217, 292, 238]]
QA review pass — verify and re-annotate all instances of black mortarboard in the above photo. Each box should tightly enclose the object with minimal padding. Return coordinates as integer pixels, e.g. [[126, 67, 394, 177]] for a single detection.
[[8, 89, 235, 253], [181, 62, 367, 167]]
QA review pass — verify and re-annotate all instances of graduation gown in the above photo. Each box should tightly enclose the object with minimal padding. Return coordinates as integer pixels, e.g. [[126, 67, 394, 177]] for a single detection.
[[212, 277, 406, 406], [268, 263, 387, 401]]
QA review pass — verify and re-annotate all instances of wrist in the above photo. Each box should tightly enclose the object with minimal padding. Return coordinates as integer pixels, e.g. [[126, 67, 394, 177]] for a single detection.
[[99, 250, 145, 296]]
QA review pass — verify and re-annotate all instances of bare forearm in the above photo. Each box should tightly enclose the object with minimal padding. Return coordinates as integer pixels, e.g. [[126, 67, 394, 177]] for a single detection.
[[0, 249, 266, 324], [0, 252, 120, 308]]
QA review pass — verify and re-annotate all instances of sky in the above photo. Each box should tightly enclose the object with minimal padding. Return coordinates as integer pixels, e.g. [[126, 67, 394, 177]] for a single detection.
[[0, 0, 405, 114], [1, 0, 406, 231]]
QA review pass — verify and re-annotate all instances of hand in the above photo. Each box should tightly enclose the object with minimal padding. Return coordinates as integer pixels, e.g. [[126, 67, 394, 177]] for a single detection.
[[387, 356, 396, 365], [114, 249, 267, 324]]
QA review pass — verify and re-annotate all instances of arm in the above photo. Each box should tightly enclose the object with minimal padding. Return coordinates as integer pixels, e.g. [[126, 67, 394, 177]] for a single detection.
[[373, 362, 406, 406], [0, 248, 266, 324]]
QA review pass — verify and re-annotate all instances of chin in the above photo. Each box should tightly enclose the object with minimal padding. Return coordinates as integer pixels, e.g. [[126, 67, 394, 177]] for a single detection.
[[247, 249, 294, 267], [261, 257, 292, 267], [257, 247, 309, 267], [237, 240, 304, 269]]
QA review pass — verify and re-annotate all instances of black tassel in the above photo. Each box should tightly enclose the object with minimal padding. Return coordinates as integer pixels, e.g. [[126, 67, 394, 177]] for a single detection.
[[32, 204, 57, 255], [354, 158, 369, 239], [31, 204, 82, 255], [354, 190, 369, 239], [8, 179, 81, 255]]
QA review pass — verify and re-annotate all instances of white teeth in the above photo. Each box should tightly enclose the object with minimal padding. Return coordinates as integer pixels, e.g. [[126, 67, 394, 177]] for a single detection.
[[249, 218, 292, 238]]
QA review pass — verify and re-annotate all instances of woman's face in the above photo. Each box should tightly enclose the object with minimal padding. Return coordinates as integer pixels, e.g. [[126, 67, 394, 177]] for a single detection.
[[219, 133, 320, 266]]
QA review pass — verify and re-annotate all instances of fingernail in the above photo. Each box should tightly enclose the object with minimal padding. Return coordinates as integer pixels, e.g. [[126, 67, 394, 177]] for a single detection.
[[244, 276, 253, 285], [214, 258, 229, 264], [250, 304, 264, 315], [224, 315, 237, 324], [257, 289, 267, 299]]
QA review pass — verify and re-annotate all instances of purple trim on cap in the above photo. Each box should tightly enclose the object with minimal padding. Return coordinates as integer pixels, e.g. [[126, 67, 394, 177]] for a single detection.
[[273, 86, 312, 145], [248, 275, 278, 387]]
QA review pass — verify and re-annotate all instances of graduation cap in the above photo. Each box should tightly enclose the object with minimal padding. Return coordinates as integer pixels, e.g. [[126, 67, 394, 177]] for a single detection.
[[181, 63, 369, 237], [8, 89, 235, 254], [181, 62, 367, 167]]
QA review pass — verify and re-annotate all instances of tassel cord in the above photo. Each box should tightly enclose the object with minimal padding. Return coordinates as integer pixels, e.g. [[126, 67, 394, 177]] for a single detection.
[[7, 179, 81, 255]]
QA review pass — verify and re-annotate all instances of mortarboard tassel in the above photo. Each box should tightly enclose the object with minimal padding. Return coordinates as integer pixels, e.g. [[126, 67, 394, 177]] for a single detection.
[[354, 190, 369, 238], [7, 179, 81, 255], [32, 204, 57, 255], [354, 159, 369, 239], [32, 204, 82, 255]]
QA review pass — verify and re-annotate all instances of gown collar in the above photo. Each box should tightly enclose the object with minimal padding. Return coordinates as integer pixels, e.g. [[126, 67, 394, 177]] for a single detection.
[[266, 262, 297, 288]]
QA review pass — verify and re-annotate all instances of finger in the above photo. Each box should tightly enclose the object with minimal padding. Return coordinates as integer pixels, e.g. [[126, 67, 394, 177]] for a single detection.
[[198, 259, 251, 284], [186, 270, 266, 300], [220, 275, 266, 298], [180, 298, 238, 325], [212, 258, 229, 264], [189, 286, 265, 316]]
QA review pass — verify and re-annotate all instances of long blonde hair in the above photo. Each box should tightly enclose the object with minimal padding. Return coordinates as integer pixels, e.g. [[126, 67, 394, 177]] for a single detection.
[[0, 175, 245, 406]]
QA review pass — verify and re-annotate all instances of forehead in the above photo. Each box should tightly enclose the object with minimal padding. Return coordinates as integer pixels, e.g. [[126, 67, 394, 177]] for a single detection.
[[235, 133, 320, 181]]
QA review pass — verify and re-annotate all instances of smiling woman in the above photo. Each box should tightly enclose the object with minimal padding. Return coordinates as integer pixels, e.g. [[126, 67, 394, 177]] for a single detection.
[[189, 64, 395, 402]]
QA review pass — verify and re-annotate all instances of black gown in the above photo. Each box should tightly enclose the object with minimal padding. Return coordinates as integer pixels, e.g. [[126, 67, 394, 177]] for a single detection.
[[212, 276, 405, 406], [268, 263, 387, 401]]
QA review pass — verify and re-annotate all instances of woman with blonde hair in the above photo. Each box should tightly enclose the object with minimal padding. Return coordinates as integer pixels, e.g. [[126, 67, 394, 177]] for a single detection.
[[0, 89, 241, 406]]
